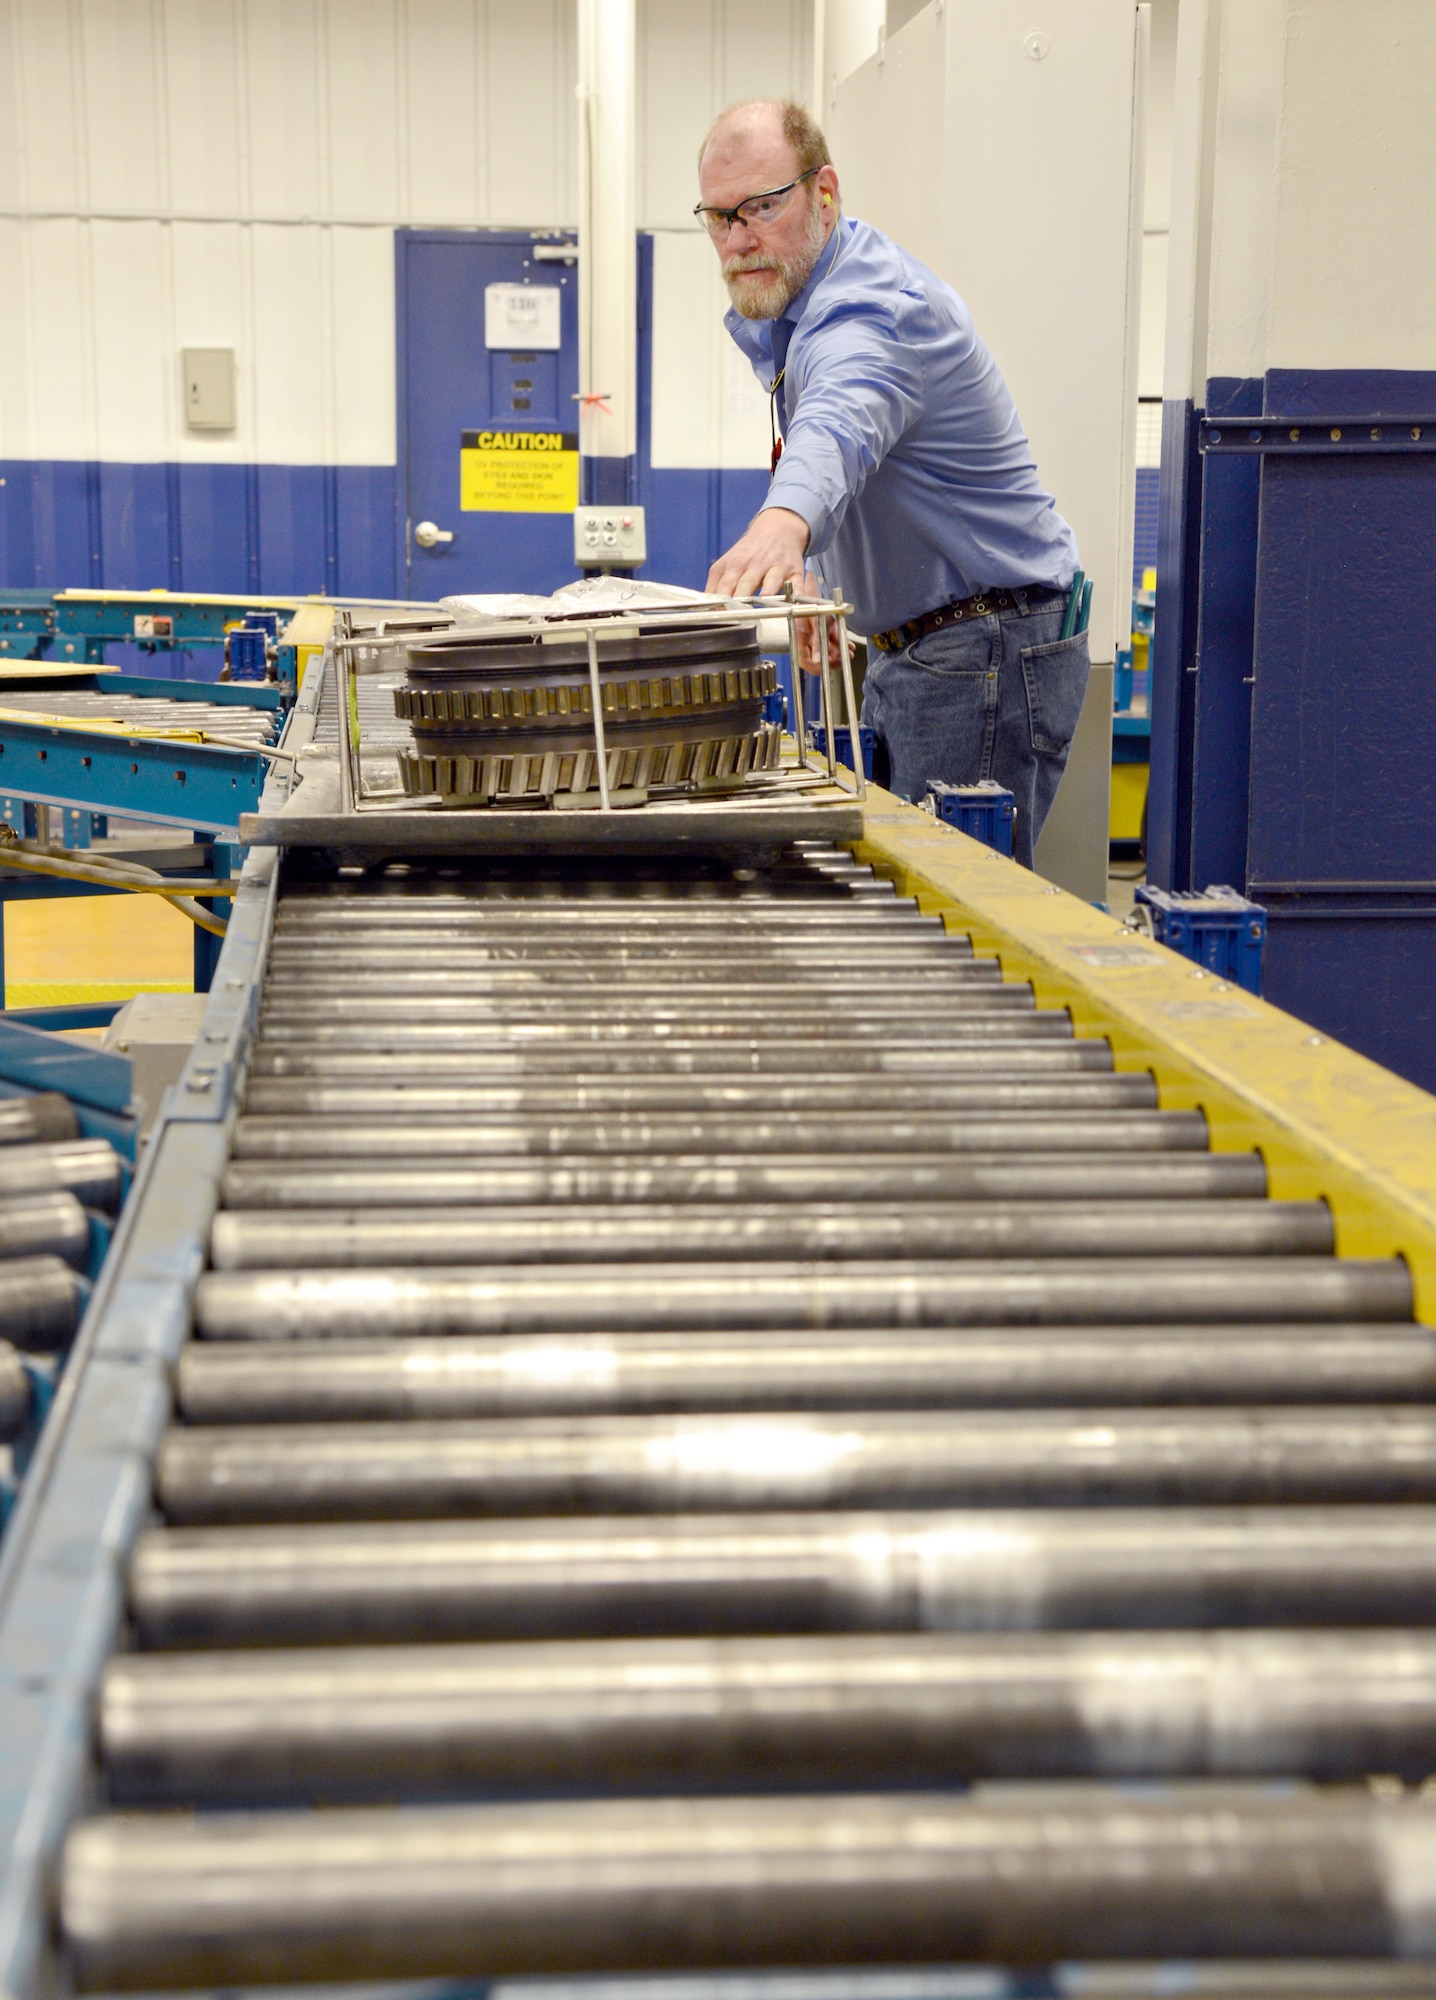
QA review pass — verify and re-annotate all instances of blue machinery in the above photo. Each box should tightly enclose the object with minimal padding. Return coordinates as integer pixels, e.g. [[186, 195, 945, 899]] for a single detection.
[[0, 595, 333, 1016], [2, 618, 1436, 1989]]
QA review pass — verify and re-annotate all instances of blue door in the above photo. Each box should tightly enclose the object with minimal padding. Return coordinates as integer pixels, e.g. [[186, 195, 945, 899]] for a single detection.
[[397, 229, 580, 600]]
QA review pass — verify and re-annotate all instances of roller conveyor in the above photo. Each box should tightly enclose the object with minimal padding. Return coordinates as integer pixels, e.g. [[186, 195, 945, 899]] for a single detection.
[[94, 1628, 1436, 1800], [175, 1325, 1436, 1418], [20, 825, 1436, 1992]]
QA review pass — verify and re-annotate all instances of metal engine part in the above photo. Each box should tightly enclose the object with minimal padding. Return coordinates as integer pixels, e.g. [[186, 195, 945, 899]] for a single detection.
[[393, 618, 784, 805]]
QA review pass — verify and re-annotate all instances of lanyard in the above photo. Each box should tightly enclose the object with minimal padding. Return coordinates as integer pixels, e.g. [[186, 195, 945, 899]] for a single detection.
[[769, 366, 786, 475]]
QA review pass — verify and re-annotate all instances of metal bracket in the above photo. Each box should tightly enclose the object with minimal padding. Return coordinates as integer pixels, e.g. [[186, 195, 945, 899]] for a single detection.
[[1199, 416, 1436, 455]]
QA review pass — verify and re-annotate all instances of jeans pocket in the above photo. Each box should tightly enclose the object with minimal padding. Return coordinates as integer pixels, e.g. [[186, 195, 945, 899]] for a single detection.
[[907, 620, 1000, 677], [1021, 632, 1090, 755]]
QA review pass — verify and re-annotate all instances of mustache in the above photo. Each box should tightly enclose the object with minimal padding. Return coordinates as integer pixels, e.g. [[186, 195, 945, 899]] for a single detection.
[[723, 252, 776, 276]]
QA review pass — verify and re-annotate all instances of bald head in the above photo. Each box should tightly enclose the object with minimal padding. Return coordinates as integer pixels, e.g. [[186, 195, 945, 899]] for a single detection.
[[698, 98, 832, 181]]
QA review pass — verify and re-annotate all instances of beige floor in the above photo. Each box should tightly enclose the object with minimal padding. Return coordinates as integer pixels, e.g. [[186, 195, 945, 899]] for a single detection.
[[3, 893, 194, 1008]]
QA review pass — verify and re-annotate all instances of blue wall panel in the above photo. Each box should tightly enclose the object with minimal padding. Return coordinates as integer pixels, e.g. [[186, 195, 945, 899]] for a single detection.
[[1147, 397, 1203, 888], [645, 469, 770, 592], [0, 460, 397, 607], [1262, 909, 1436, 1097], [1188, 375, 1262, 893]]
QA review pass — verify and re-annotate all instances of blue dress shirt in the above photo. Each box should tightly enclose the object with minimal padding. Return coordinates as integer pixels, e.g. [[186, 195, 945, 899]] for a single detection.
[[724, 215, 1080, 635]]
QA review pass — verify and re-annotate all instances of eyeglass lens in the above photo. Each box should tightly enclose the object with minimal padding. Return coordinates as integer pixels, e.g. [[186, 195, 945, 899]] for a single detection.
[[699, 175, 810, 237]]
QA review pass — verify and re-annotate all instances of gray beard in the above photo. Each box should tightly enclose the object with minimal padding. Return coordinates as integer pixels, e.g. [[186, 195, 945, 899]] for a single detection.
[[723, 197, 828, 320]]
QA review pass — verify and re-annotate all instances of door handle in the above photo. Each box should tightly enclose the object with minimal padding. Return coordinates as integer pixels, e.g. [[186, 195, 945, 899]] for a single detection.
[[414, 520, 454, 549]]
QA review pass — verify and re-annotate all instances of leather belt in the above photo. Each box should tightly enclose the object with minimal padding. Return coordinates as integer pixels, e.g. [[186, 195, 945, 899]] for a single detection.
[[868, 587, 1064, 653]]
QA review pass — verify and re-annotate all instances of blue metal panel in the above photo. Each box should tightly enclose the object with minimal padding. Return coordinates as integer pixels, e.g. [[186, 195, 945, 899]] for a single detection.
[[645, 470, 771, 591], [1241, 365, 1436, 1090], [0, 1018, 130, 1114], [1146, 398, 1203, 889], [396, 229, 582, 600], [1262, 898, 1436, 1094], [1, 462, 398, 604], [0, 810, 279, 1997], [1188, 376, 1262, 893], [0, 714, 266, 829], [95, 462, 173, 592]]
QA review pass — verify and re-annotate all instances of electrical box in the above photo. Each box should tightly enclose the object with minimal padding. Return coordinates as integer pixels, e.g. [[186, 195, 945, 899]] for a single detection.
[[925, 779, 1017, 857], [1134, 884, 1267, 995], [809, 724, 877, 779], [574, 505, 645, 570], [182, 348, 236, 431]]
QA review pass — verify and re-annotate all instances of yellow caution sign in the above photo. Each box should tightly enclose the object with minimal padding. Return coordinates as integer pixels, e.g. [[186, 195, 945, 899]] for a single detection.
[[460, 430, 579, 514]]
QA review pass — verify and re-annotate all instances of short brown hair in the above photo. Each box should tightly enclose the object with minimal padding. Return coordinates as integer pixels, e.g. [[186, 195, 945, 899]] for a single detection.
[[697, 99, 832, 179]]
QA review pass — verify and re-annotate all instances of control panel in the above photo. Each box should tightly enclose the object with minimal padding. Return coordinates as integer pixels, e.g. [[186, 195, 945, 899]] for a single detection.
[[573, 505, 646, 570]]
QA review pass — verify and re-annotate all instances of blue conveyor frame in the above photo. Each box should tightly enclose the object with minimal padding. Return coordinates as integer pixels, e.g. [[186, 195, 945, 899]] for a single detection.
[[0, 662, 323, 2000]]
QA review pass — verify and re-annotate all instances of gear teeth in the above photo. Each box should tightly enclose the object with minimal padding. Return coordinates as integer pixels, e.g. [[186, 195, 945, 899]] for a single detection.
[[397, 722, 784, 806], [393, 659, 778, 733]]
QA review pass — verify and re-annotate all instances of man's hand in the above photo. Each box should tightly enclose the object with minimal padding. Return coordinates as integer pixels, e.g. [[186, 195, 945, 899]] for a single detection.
[[794, 570, 857, 677], [706, 507, 810, 600]]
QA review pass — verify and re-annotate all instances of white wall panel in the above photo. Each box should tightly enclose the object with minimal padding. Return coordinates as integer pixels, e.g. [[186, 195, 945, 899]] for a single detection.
[[13, 221, 92, 459], [161, 0, 243, 217], [639, 0, 811, 228], [405, 0, 482, 226], [6, 1, 84, 211], [249, 226, 330, 461], [243, 0, 324, 219], [650, 229, 770, 470], [1204, 0, 1284, 383], [79, 0, 163, 213], [485, 0, 576, 225], [88, 219, 170, 460], [323, 0, 402, 221], [331, 226, 397, 463], [0, 218, 35, 454], [1268, 0, 1436, 371]]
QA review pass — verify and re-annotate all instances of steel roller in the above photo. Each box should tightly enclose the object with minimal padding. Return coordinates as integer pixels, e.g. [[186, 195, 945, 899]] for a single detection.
[[225, 1112, 1200, 1168], [244, 1033, 1112, 1072], [262, 941, 998, 974], [0, 1339, 31, 1438], [205, 1199, 1330, 1268], [272, 901, 929, 929], [0, 1190, 89, 1269], [219, 1149, 1264, 1204], [154, 1406, 1436, 1525], [191, 1258, 1411, 1342], [0, 1140, 122, 1212], [0, 1254, 86, 1349], [125, 1506, 1436, 1648], [96, 1628, 1436, 1803], [261, 943, 998, 976], [62, 1786, 1436, 1989], [260, 969, 1023, 1001], [235, 1069, 1159, 1112], [264, 938, 981, 968], [229, 1105, 1192, 1153], [0, 1092, 78, 1146], [175, 1326, 1436, 1425], [254, 1002, 1068, 1039]]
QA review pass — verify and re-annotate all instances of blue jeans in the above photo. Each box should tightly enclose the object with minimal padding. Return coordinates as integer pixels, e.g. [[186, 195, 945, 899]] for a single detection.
[[860, 594, 1091, 869]]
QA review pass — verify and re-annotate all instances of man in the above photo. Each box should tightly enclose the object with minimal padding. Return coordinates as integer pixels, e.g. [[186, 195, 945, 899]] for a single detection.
[[700, 99, 1087, 870]]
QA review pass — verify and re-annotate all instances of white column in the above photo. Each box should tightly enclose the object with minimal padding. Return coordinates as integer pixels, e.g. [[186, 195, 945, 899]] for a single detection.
[[576, 0, 636, 495]]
